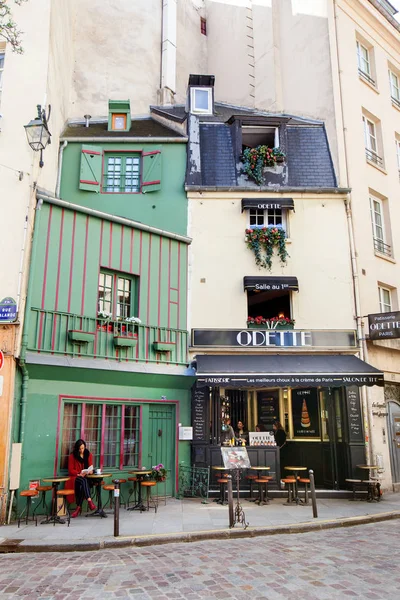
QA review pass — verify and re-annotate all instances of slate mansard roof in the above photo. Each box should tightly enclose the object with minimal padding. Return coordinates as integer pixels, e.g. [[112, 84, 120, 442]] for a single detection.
[[152, 103, 338, 191], [61, 117, 186, 140]]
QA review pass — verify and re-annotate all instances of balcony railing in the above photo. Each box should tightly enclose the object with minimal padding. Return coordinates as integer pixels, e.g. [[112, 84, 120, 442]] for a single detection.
[[373, 238, 392, 257], [391, 96, 400, 110], [358, 68, 376, 87], [365, 148, 384, 168], [28, 308, 188, 366]]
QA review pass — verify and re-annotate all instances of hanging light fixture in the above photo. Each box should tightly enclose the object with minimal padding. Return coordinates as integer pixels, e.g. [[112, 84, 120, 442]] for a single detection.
[[24, 104, 51, 167]]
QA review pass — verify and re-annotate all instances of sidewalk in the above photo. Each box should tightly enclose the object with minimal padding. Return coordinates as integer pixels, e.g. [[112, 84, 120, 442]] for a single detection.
[[1, 492, 400, 553]]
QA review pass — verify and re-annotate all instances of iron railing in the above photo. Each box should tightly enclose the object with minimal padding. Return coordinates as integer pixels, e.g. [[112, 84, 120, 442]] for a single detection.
[[178, 464, 210, 501], [28, 308, 189, 365], [373, 238, 392, 257], [391, 96, 400, 111], [365, 148, 384, 168]]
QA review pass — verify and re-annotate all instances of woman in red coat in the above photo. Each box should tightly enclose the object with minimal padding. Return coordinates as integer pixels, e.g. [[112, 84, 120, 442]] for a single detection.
[[67, 439, 97, 518]]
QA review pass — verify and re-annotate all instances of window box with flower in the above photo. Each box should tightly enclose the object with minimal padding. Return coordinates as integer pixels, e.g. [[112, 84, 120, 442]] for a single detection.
[[245, 225, 289, 270], [242, 145, 286, 185], [247, 316, 295, 330], [113, 316, 141, 348]]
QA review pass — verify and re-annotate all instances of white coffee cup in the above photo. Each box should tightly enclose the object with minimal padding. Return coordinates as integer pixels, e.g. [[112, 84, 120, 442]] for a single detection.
[[96, 469, 101, 474]]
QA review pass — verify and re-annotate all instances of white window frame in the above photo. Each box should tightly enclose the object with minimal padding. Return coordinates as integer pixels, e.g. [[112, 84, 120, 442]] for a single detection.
[[357, 41, 371, 76], [363, 116, 377, 153], [378, 286, 392, 313], [248, 208, 288, 232], [396, 138, 400, 173], [190, 87, 213, 115], [370, 195, 386, 250], [389, 70, 400, 102]]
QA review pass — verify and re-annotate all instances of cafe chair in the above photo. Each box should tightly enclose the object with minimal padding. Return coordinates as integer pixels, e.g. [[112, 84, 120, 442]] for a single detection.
[[56, 489, 74, 526], [298, 477, 311, 504], [127, 476, 138, 508], [140, 480, 158, 512], [245, 474, 258, 502], [32, 483, 52, 517], [18, 489, 39, 528]]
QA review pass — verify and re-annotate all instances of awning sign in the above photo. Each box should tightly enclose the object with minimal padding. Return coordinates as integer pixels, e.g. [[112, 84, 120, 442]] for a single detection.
[[0, 297, 17, 323], [368, 311, 400, 340]]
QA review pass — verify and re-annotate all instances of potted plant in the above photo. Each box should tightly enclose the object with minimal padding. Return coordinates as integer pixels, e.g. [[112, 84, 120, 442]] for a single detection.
[[151, 463, 167, 482], [97, 310, 113, 332], [241, 145, 286, 185], [245, 226, 289, 270], [113, 316, 141, 348], [247, 316, 295, 330]]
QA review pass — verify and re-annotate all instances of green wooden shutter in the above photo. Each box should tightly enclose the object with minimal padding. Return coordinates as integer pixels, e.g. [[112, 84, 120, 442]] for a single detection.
[[79, 144, 102, 192], [142, 150, 161, 193]]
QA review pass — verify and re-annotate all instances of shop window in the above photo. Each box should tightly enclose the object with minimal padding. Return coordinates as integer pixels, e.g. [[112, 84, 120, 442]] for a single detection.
[[249, 208, 288, 234], [242, 126, 279, 154], [59, 401, 139, 470], [247, 288, 292, 323], [97, 270, 138, 321]]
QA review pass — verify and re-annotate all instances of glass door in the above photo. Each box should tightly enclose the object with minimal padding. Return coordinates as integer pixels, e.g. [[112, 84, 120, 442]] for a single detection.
[[320, 388, 344, 489]]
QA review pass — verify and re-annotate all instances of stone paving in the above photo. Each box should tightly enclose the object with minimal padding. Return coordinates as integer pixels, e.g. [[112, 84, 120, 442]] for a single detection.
[[1, 520, 400, 599]]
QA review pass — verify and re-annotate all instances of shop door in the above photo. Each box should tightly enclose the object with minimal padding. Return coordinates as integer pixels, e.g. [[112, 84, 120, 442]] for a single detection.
[[388, 403, 400, 483], [320, 389, 345, 489], [148, 405, 175, 496]]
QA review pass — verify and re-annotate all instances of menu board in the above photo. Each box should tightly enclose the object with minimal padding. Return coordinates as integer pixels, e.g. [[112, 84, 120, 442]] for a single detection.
[[257, 391, 279, 431], [192, 387, 208, 441], [292, 388, 320, 438], [346, 386, 363, 442]]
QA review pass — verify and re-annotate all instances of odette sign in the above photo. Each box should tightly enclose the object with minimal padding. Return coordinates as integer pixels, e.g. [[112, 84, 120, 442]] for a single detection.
[[368, 311, 400, 340]]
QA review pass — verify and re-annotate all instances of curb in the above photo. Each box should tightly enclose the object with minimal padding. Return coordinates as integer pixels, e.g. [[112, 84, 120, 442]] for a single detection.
[[1, 510, 400, 554]]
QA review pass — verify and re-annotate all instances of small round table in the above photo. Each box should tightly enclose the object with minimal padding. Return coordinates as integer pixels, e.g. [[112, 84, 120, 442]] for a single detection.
[[86, 473, 112, 518], [249, 467, 271, 505], [284, 466, 308, 505], [127, 470, 153, 512], [41, 476, 70, 525], [356, 465, 380, 501]]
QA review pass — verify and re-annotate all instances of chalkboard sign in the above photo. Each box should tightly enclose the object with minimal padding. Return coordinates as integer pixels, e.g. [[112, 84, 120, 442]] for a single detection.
[[257, 391, 279, 431], [192, 386, 209, 441], [346, 386, 363, 442]]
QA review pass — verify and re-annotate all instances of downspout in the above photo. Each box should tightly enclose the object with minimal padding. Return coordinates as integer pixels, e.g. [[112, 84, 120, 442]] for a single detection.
[[18, 198, 43, 448], [332, 0, 372, 465], [56, 141, 68, 198]]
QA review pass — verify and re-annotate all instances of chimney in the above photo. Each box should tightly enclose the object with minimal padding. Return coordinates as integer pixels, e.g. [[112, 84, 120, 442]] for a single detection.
[[84, 114, 91, 128]]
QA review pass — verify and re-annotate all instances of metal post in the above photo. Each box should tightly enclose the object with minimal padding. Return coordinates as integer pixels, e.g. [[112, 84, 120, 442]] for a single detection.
[[113, 479, 120, 537], [309, 470, 318, 518], [227, 475, 234, 528]]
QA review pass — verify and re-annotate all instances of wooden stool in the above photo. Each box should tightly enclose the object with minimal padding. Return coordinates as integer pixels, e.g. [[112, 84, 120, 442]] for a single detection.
[[216, 478, 228, 505], [103, 479, 127, 509], [127, 477, 138, 508], [18, 490, 39, 527], [245, 475, 258, 502], [32, 485, 52, 517], [141, 481, 158, 512], [56, 489, 74, 526], [298, 478, 310, 504], [281, 477, 296, 504], [254, 478, 269, 506], [259, 475, 273, 502]]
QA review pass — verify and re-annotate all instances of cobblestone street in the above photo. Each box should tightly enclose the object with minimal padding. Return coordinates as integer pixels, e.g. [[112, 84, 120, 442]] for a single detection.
[[1, 520, 399, 599]]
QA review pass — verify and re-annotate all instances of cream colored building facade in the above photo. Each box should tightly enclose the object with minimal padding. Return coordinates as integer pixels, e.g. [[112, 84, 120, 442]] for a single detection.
[[1, 0, 400, 518]]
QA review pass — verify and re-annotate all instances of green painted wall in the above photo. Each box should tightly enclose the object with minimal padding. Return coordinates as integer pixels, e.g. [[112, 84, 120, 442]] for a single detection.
[[59, 142, 188, 236], [17, 365, 193, 509]]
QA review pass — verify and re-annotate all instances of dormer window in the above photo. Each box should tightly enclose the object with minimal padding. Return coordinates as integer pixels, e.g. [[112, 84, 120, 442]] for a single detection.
[[108, 100, 131, 132], [188, 74, 215, 115], [242, 126, 279, 153]]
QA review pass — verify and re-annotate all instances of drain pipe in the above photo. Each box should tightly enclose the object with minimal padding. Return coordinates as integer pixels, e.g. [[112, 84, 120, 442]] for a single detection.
[[18, 198, 43, 449], [56, 141, 68, 198], [332, 0, 372, 464]]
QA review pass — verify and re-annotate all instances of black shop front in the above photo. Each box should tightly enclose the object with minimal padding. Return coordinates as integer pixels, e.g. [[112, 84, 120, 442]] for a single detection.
[[191, 350, 384, 489]]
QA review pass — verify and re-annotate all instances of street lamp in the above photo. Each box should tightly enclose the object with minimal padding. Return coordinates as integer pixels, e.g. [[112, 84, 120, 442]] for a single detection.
[[24, 104, 51, 167]]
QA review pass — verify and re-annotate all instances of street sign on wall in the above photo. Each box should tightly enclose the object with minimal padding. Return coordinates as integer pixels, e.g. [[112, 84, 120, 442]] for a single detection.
[[368, 311, 400, 340], [0, 297, 17, 323]]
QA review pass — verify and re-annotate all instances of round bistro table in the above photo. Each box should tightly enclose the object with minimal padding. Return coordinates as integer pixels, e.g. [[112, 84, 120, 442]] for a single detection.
[[284, 466, 308, 505], [41, 476, 70, 525], [127, 470, 153, 512], [86, 473, 112, 518]]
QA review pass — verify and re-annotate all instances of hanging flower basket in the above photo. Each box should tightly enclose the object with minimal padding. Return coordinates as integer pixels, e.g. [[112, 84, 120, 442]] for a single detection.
[[242, 145, 286, 185], [245, 226, 289, 270]]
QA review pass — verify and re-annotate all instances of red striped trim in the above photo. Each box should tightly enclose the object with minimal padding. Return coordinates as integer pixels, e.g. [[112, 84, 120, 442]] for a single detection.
[[80, 403, 86, 439], [79, 179, 99, 186], [158, 238, 162, 327], [81, 217, 89, 315], [168, 240, 171, 329], [55, 209, 64, 312], [82, 149, 101, 156], [142, 180, 160, 187], [54, 396, 63, 476], [41, 205, 53, 310], [177, 244, 181, 330], [120, 226, 124, 271], [109, 222, 113, 267], [138, 406, 143, 468], [130, 228, 134, 273], [146, 235, 152, 362], [142, 151, 161, 157], [67, 212, 77, 313], [120, 404, 125, 470]]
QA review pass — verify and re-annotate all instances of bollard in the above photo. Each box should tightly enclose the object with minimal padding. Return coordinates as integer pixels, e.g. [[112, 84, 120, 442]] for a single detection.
[[113, 479, 120, 537], [227, 475, 234, 528], [309, 470, 318, 518]]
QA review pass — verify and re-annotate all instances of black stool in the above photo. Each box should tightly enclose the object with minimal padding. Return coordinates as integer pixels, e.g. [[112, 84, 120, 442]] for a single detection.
[[216, 478, 228, 505]]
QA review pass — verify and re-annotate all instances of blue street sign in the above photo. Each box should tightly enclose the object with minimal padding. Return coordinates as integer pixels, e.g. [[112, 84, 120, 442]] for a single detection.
[[0, 297, 17, 322]]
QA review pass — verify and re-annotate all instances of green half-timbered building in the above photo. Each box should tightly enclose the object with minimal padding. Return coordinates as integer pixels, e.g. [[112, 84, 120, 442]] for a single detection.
[[14, 102, 193, 503]]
